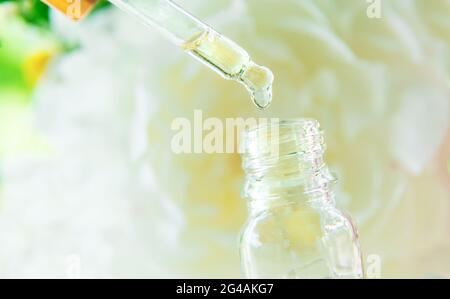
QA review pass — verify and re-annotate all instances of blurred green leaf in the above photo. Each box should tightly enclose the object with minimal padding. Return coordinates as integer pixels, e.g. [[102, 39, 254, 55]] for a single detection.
[[0, 0, 111, 27], [0, 0, 50, 27], [0, 55, 27, 91]]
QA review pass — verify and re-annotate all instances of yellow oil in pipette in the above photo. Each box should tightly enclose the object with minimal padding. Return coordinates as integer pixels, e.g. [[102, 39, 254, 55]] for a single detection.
[[42, 0, 274, 109], [182, 29, 274, 109]]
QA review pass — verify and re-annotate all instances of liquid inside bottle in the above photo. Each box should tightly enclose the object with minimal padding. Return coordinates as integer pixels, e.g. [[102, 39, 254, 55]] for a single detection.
[[182, 29, 274, 109]]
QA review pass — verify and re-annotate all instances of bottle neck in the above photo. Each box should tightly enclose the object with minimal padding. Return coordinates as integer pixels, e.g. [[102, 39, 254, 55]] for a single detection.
[[240, 119, 336, 214]]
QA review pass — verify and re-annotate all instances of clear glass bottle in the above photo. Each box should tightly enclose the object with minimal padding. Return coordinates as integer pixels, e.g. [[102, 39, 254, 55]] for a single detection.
[[239, 119, 364, 279]]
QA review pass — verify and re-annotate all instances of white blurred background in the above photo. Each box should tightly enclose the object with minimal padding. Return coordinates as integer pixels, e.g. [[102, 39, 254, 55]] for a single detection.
[[0, 0, 449, 278]]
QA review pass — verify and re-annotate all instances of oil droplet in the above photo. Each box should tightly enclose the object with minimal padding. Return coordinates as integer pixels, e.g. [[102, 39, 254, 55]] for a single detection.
[[239, 63, 274, 109], [182, 29, 274, 109]]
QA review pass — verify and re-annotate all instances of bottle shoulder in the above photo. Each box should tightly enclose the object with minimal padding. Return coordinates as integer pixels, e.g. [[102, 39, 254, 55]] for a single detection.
[[241, 203, 358, 242]]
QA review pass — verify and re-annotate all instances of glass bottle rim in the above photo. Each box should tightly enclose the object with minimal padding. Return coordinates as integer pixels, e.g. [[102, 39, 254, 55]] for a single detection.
[[244, 118, 320, 134], [240, 118, 323, 157]]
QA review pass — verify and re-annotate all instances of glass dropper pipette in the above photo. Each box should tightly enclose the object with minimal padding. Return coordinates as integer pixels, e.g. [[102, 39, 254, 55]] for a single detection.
[[42, 0, 274, 109]]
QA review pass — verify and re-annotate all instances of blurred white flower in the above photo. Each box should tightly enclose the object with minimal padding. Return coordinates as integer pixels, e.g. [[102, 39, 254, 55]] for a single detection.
[[0, 0, 449, 278]]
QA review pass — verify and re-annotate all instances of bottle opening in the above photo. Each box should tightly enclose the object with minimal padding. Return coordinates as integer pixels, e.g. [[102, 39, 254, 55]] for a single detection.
[[240, 119, 336, 202], [241, 119, 325, 168]]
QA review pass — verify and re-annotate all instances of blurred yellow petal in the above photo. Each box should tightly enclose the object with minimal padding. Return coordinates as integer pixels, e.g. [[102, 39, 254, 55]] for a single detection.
[[23, 50, 53, 85]]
